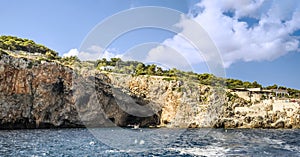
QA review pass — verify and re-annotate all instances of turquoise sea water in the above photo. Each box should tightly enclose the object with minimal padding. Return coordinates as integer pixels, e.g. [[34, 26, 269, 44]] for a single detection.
[[0, 128, 299, 156]]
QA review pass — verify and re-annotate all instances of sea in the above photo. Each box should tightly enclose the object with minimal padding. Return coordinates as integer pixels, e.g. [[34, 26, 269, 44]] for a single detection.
[[0, 128, 299, 156]]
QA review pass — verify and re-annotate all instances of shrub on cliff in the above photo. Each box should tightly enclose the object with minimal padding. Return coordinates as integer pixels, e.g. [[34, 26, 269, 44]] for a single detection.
[[225, 78, 262, 89], [0, 35, 58, 58], [60, 56, 80, 66], [198, 73, 225, 86]]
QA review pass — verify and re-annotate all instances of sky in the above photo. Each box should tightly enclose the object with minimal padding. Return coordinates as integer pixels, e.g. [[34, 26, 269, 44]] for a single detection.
[[0, 0, 299, 89]]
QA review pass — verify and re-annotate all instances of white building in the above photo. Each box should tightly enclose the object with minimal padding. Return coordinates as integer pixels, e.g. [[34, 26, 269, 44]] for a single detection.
[[99, 66, 114, 71]]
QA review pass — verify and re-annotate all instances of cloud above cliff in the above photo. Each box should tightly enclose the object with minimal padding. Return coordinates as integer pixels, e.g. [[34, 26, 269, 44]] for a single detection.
[[63, 0, 300, 69], [157, 0, 300, 68], [63, 46, 122, 61]]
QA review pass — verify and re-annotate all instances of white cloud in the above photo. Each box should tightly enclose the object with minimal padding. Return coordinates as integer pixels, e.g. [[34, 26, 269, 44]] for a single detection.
[[63, 48, 79, 57], [157, 0, 300, 68], [64, 1, 299, 70], [63, 46, 122, 61], [145, 45, 193, 71]]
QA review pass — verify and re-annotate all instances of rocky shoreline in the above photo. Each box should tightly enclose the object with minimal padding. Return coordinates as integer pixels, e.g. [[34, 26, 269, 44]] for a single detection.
[[0, 50, 300, 129], [0, 51, 161, 129]]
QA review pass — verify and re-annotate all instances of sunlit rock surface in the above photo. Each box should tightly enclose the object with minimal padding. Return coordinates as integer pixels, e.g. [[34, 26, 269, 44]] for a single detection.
[[0, 50, 299, 129]]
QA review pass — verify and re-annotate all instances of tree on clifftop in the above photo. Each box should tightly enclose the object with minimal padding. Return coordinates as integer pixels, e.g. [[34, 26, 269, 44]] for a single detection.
[[0, 35, 58, 58]]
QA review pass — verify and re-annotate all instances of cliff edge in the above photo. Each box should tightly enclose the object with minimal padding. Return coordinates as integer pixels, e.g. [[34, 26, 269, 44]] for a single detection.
[[0, 47, 300, 129], [0, 50, 160, 129]]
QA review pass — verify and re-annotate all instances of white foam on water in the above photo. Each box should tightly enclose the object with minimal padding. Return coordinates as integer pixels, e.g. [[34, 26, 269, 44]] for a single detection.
[[89, 141, 95, 145], [104, 148, 148, 154], [283, 144, 300, 153], [139, 140, 145, 145], [168, 146, 229, 156], [262, 137, 284, 145]]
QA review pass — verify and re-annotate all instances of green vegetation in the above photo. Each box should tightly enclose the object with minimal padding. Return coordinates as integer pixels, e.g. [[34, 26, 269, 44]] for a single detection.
[[0, 36, 83, 66], [287, 88, 300, 98], [95, 58, 300, 98], [0, 35, 59, 59], [225, 79, 262, 89], [198, 73, 225, 86], [226, 92, 239, 101], [265, 84, 300, 98], [1, 35, 299, 98], [180, 72, 262, 89], [265, 84, 278, 89], [95, 58, 178, 77], [60, 56, 80, 66], [96, 58, 121, 67]]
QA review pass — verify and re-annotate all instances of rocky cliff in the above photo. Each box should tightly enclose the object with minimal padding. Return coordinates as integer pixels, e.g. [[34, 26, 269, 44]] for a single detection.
[[0, 51, 79, 129], [0, 50, 160, 129], [106, 74, 300, 129], [1, 49, 300, 129], [106, 73, 225, 128], [216, 96, 300, 129]]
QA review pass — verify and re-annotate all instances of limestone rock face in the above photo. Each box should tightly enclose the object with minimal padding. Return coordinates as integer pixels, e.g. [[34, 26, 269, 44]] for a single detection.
[[106, 74, 226, 128], [106, 73, 300, 129], [0, 54, 80, 129], [0, 53, 160, 129], [1, 51, 300, 129], [214, 94, 300, 129]]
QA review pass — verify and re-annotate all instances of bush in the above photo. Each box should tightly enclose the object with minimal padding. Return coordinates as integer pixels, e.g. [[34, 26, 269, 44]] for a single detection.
[[60, 56, 80, 65], [0, 36, 58, 58]]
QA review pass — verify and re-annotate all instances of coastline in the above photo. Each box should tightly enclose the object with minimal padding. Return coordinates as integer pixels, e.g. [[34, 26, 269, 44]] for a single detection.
[[1, 48, 300, 130]]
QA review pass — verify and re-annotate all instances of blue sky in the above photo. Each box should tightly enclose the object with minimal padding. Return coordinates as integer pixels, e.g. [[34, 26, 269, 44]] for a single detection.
[[0, 0, 299, 89]]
